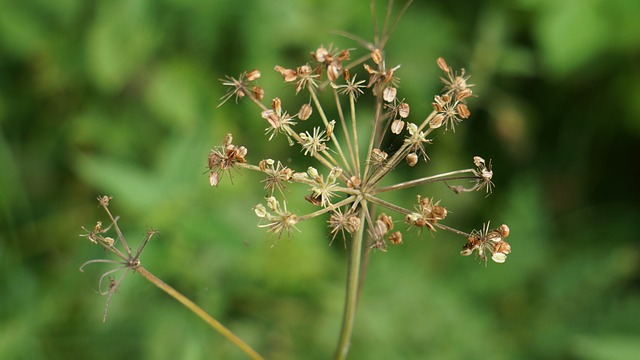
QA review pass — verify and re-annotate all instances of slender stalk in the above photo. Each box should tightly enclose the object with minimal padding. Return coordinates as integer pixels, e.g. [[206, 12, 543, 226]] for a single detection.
[[309, 88, 352, 174], [136, 266, 265, 360], [349, 92, 361, 175], [335, 206, 367, 360], [365, 194, 411, 215], [332, 87, 357, 171], [297, 196, 358, 222], [372, 169, 477, 194]]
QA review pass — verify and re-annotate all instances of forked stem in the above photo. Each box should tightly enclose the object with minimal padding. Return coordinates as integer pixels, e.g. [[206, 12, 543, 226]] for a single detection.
[[136, 266, 264, 360]]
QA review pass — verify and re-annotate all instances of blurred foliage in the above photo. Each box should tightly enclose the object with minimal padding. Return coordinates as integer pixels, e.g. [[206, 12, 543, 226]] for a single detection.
[[1, 0, 640, 359]]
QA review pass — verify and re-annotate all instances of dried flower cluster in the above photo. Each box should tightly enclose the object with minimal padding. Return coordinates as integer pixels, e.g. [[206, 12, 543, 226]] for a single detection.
[[212, 39, 510, 263], [79, 196, 158, 321]]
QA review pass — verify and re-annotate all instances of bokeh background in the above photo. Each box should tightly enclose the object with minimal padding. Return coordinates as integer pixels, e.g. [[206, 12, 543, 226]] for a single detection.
[[2, 0, 640, 359]]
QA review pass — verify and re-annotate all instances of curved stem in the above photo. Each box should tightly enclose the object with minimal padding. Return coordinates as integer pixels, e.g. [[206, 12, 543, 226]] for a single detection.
[[335, 205, 366, 360], [136, 266, 264, 360]]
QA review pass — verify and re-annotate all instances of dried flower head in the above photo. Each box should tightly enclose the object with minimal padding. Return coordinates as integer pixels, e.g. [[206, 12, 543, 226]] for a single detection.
[[213, 6, 508, 265], [80, 196, 158, 321]]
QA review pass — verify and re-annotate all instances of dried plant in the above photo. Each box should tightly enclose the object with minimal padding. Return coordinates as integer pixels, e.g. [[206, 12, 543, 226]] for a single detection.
[[80, 1, 511, 359], [211, 1, 511, 358], [80, 196, 264, 359]]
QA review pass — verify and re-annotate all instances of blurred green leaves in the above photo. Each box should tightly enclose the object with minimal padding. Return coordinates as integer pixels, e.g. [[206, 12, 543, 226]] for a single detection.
[[86, 0, 158, 92], [1, 0, 640, 359]]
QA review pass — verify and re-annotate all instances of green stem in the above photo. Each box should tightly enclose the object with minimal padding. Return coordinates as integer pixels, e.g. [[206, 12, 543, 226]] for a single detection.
[[136, 266, 264, 360], [335, 205, 367, 360]]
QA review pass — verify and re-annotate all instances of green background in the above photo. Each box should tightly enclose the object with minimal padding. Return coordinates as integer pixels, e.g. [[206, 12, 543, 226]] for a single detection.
[[2, 0, 640, 359]]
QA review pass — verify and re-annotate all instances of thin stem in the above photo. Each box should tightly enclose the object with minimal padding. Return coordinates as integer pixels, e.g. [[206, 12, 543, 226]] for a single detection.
[[365, 194, 411, 215], [136, 266, 265, 360], [434, 222, 471, 238], [349, 91, 361, 176], [367, 110, 438, 186], [79, 258, 121, 271], [102, 206, 132, 258], [297, 195, 358, 222], [332, 88, 357, 174], [373, 169, 477, 194], [309, 88, 352, 175], [335, 204, 366, 360], [361, 96, 384, 185]]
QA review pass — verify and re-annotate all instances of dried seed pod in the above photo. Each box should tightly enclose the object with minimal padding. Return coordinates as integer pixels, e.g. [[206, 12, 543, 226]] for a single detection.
[[383, 86, 397, 102], [406, 152, 418, 167], [431, 205, 447, 221], [495, 240, 511, 255], [223, 133, 233, 146], [388, 231, 402, 245], [305, 193, 322, 206], [456, 103, 470, 119], [436, 57, 449, 73], [371, 48, 382, 64], [345, 213, 361, 233], [251, 86, 264, 101], [271, 98, 282, 112], [274, 65, 297, 82], [378, 213, 393, 231], [326, 120, 336, 137], [312, 46, 328, 62], [254, 204, 268, 218], [246, 69, 261, 81], [261, 110, 279, 128], [473, 156, 486, 168], [337, 49, 350, 62], [374, 218, 389, 237], [297, 65, 312, 75], [391, 119, 405, 134], [327, 64, 340, 82], [347, 176, 361, 189], [492, 252, 507, 263], [209, 171, 219, 187], [298, 103, 313, 121], [398, 102, 410, 118], [457, 88, 473, 101], [430, 113, 445, 129], [499, 224, 510, 238]]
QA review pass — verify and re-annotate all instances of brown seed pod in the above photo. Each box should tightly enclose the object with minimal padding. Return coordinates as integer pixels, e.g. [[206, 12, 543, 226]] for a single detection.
[[406, 152, 418, 167], [246, 69, 261, 81], [388, 231, 402, 245]]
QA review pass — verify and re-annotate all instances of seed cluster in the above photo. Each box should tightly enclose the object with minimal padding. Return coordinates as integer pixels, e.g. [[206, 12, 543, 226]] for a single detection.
[[213, 35, 509, 263]]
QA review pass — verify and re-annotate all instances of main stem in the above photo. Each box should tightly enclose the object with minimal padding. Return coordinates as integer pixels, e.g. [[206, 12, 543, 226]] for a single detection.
[[136, 266, 264, 360], [335, 206, 367, 360]]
